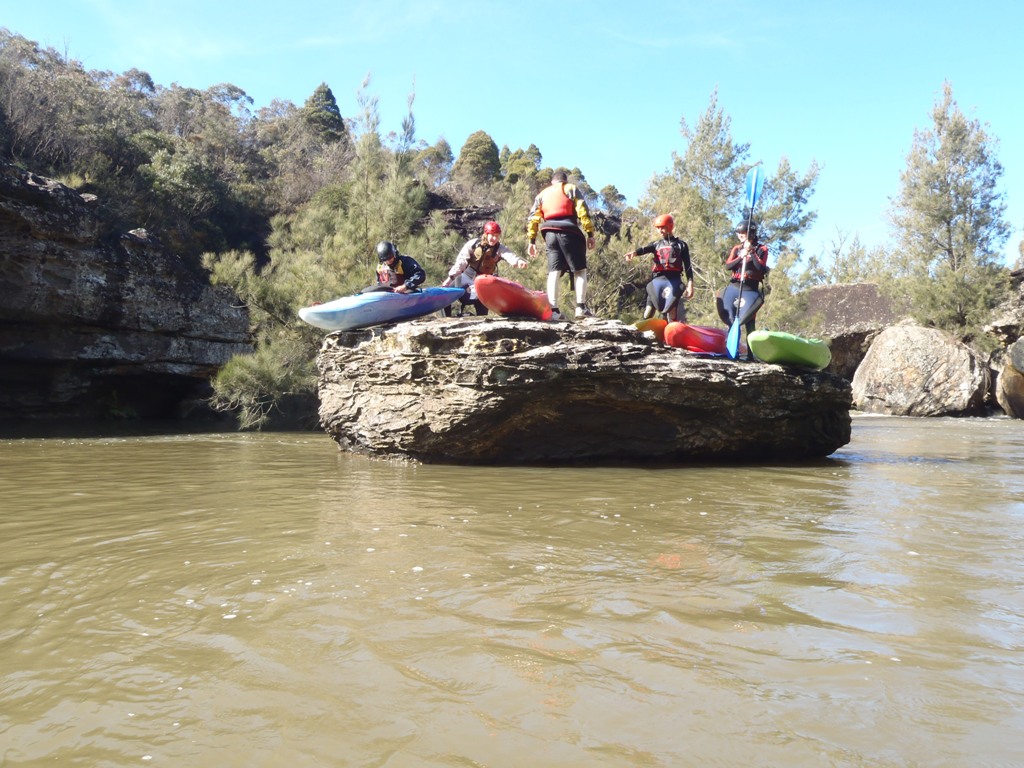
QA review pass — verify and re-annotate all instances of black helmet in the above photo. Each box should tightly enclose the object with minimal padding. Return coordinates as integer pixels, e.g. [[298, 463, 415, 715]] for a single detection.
[[734, 219, 758, 238], [376, 241, 397, 262]]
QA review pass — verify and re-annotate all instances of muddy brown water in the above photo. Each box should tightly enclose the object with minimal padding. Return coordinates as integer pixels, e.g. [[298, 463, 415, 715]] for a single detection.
[[2, 416, 1022, 766]]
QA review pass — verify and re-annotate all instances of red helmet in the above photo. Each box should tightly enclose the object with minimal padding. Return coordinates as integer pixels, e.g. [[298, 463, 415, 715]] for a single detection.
[[483, 221, 501, 235], [653, 214, 674, 232]]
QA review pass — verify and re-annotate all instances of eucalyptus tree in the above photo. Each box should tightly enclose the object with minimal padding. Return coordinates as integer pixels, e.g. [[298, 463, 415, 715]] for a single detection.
[[414, 137, 454, 187], [889, 81, 1010, 335], [500, 144, 543, 188], [599, 184, 627, 217]]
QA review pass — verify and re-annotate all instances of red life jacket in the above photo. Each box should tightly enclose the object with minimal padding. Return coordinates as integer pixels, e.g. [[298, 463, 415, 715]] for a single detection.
[[727, 243, 769, 283], [377, 260, 406, 287], [653, 239, 685, 273], [538, 183, 575, 220]]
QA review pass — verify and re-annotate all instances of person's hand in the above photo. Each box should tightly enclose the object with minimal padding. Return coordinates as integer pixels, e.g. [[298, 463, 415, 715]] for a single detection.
[[441, 277, 452, 287], [685, 281, 695, 300], [394, 284, 410, 294], [527, 243, 537, 258], [587, 236, 596, 251], [515, 259, 528, 269], [624, 251, 636, 261]]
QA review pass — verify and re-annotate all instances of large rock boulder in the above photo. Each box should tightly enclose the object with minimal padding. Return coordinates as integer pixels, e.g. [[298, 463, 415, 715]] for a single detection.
[[851, 324, 990, 416], [0, 161, 252, 422], [802, 283, 901, 380], [985, 273, 1024, 345], [314, 316, 852, 465], [995, 338, 1024, 418]]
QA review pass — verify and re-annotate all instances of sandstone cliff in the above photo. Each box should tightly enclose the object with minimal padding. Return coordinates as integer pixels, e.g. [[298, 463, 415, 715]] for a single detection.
[[0, 161, 251, 424]]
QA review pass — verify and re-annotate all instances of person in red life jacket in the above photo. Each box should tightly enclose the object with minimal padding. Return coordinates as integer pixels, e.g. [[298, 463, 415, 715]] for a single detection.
[[440, 221, 529, 316], [366, 240, 426, 294], [720, 218, 769, 336], [624, 213, 694, 321], [526, 169, 597, 320]]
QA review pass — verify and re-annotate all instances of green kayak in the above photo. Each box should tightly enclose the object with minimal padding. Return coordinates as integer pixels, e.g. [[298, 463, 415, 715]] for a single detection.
[[747, 330, 831, 370]]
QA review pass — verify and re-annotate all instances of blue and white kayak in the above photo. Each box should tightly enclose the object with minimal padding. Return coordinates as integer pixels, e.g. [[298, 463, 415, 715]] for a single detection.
[[298, 287, 465, 331]]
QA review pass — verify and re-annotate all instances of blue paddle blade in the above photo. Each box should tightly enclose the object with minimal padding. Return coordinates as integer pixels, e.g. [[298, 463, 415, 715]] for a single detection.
[[726, 319, 742, 359], [744, 165, 765, 210]]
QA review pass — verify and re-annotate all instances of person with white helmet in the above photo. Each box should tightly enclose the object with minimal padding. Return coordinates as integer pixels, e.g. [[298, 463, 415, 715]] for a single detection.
[[441, 221, 529, 316], [624, 213, 694, 321]]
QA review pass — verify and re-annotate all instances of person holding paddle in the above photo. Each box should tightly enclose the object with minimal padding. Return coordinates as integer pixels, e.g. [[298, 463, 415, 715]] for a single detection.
[[526, 169, 597, 320], [721, 219, 769, 342], [440, 221, 528, 316], [624, 213, 694, 321]]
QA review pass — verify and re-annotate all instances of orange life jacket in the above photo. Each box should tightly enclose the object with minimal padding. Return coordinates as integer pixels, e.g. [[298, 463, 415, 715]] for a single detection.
[[538, 183, 575, 221]]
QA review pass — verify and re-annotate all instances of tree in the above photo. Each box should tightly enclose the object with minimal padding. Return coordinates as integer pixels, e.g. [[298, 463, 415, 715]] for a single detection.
[[252, 97, 352, 212], [414, 137, 453, 186], [301, 82, 346, 145], [568, 167, 599, 209], [889, 81, 1010, 334], [500, 144, 543, 187], [599, 184, 626, 216], [451, 129, 500, 188], [800, 229, 894, 287]]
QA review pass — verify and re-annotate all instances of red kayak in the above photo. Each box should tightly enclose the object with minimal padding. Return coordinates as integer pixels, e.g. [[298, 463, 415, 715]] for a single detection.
[[664, 322, 729, 354], [474, 275, 552, 320]]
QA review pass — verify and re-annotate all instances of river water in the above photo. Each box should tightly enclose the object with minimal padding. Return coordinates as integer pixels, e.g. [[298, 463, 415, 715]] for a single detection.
[[2, 416, 1023, 767]]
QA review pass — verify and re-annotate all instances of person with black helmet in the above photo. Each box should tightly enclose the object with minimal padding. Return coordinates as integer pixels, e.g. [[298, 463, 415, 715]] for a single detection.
[[367, 240, 426, 294], [526, 169, 597, 320], [440, 221, 529, 316], [624, 213, 694, 321], [720, 219, 769, 339]]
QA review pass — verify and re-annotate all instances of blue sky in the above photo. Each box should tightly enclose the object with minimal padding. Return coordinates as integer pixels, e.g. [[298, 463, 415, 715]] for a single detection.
[[5, 0, 1022, 265]]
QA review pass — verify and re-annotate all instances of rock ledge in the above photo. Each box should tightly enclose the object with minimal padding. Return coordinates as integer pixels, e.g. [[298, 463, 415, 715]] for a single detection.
[[315, 317, 852, 465]]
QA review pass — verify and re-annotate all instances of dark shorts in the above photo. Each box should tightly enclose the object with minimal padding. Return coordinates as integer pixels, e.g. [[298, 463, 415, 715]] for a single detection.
[[543, 229, 587, 273]]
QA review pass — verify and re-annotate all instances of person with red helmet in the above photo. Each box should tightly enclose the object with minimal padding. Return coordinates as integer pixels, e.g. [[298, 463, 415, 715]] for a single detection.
[[441, 220, 529, 316], [526, 169, 597, 320], [624, 213, 694, 321]]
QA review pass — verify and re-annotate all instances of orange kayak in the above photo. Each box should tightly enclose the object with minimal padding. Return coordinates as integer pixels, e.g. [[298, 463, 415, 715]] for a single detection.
[[474, 275, 552, 320], [634, 318, 668, 343]]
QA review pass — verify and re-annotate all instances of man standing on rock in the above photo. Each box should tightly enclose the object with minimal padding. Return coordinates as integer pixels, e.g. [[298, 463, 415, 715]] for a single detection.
[[526, 169, 597, 320]]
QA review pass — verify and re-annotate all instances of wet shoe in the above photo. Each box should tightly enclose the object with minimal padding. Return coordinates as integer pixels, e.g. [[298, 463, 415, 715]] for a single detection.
[[549, 307, 563, 321], [575, 306, 595, 319]]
